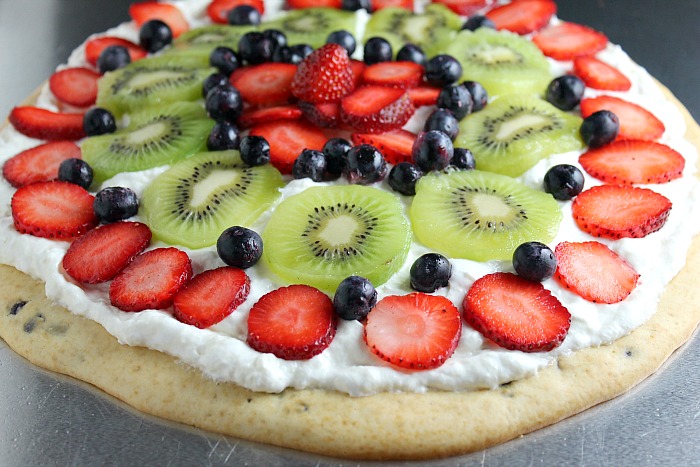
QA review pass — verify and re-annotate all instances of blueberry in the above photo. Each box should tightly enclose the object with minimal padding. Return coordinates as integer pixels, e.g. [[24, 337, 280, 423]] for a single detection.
[[217, 226, 263, 269], [363, 37, 392, 65], [139, 19, 173, 53], [58, 158, 93, 190], [343, 144, 387, 185], [424, 108, 459, 141], [205, 85, 243, 122], [263, 29, 287, 49], [396, 43, 427, 67], [290, 44, 314, 60], [543, 164, 585, 200], [451, 148, 476, 170], [412, 131, 454, 172], [322, 137, 352, 179], [228, 5, 261, 25], [333, 276, 377, 321], [293, 149, 327, 182], [93, 187, 139, 223], [207, 121, 240, 151], [462, 80, 488, 112], [580, 110, 620, 148], [342, 0, 372, 11], [546, 75, 585, 111], [436, 84, 474, 120], [97, 45, 130, 73], [202, 73, 230, 97], [238, 31, 275, 64], [410, 253, 452, 292], [83, 107, 116, 136], [425, 54, 462, 87], [388, 162, 423, 196], [326, 30, 356, 56], [209, 46, 240, 76], [239, 135, 270, 166], [512, 241, 557, 282], [462, 15, 496, 31]]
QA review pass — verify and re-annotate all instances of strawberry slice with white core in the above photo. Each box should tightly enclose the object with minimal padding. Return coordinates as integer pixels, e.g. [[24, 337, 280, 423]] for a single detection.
[[554, 241, 639, 304], [9, 107, 85, 141], [573, 56, 631, 91], [229, 63, 297, 107], [247, 285, 337, 360], [340, 86, 415, 134], [128, 1, 189, 37], [237, 105, 302, 129], [579, 140, 685, 185], [407, 86, 441, 107], [173, 267, 250, 328], [435, 0, 489, 16], [463, 272, 571, 352], [485, 0, 557, 35], [364, 293, 462, 370], [248, 120, 328, 174], [49, 68, 101, 107], [361, 61, 424, 89], [351, 130, 417, 164], [291, 44, 355, 104], [3, 141, 81, 188], [581, 96, 665, 141], [572, 185, 672, 239], [62, 221, 152, 284], [109, 248, 193, 312], [85, 36, 147, 67], [207, 0, 265, 24], [532, 22, 608, 60]]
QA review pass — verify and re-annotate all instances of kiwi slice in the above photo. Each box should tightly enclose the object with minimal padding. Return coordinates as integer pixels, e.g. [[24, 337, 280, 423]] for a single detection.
[[167, 25, 258, 59], [364, 4, 462, 58], [262, 185, 411, 293], [263, 8, 356, 49], [140, 151, 283, 249], [411, 170, 561, 262], [456, 94, 584, 177], [444, 28, 551, 97], [96, 55, 215, 115], [82, 102, 213, 183]]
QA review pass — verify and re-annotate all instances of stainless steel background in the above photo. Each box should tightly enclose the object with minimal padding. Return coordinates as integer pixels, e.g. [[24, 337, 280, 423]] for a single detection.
[[1, 1, 699, 465]]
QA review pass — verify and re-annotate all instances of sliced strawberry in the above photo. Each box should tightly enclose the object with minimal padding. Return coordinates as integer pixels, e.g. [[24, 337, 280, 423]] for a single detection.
[[109, 248, 193, 312], [373, 0, 414, 11], [9, 107, 85, 141], [463, 272, 571, 352], [579, 140, 685, 185], [247, 285, 337, 360], [580, 96, 665, 141], [364, 293, 461, 370], [3, 141, 81, 188], [206, 0, 265, 24], [62, 221, 152, 284], [340, 86, 415, 134], [350, 59, 365, 89], [85, 36, 147, 67], [291, 44, 356, 104], [434, 0, 488, 16], [11, 181, 97, 239], [361, 61, 424, 89], [128, 1, 189, 38], [532, 22, 608, 60], [298, 101, 340, 128], [572, 185, 672, 239], [48, 68, 101, 108], [573, 56, 631, 91], [351, 130, 416, 164], [554, 241, 639, 304], [248, 120, 328, 173], [173, 267, 250, 328], [407, 86, 441, 107], [238, 105, 302, 129], [229, 63, 297, 107], [287, 0, 341, 8], [485, 0, 556, 35]]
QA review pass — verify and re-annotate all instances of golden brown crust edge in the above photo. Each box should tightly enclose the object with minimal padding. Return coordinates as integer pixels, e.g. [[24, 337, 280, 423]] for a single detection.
[[0, 83, 699, 461]]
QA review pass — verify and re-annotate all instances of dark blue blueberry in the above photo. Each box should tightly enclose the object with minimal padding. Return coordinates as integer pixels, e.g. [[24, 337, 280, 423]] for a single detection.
[[410, 253, 452, 292], [512, 242, 557, 282], [228, 5, 261, 25], [343, 144, 387, 185], [83, 107, 116, 136], [451, 148, 476, 170], [293, 149, 327, 182], [209, 46, 240, 76], [436, 84, 474, 120], [396, 43, 427, 67], [388, 162, 423, 196], [543, 164, 585, 200], [333, 276, 377, 321], [239, 135, 270, 166], [202, 73, 230, 97], [238, 31, 275, 64], [93, 187, 139, 223], [412, 130, 454, 172], [97, 45, 130, 73], [290, 44, 314, 60], [322, 137, 352, 179], [363, 37, 392, 65], [205, 85, 243, 122], [58, 158, 93, 190], [342, 0, 371, 11], [580, 110, 620, 148], [462, 15, 496, 31], [546, 75, 585, 111], [271, 45, 294, 63], [424, 108, 459, 141], [326, 30, 356, 56], [263, 29, 287, 49], [207, 121, 240, 151], [462, 80, 488, 112], [217, 226, 263, 269], [139, 19, 172, 53], [425, 54, 462, 87]]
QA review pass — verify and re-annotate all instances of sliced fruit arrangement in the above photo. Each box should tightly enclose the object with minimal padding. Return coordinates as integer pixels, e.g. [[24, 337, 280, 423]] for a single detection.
[[49, 68, 101, 108], [207, 0, 265, 24], [263, 8, 356, 49], [485, 0, 557, 35], [291, 44, 355, 103], [169, 24, 257, 59], [84, 36, 147, 67], [532, 22, 608, 60], [8, 107, 85, 141], [128, 1, 190, 38], [573, 56, 631, 91], [237, 105, 302, 128], [435, 0, 490, 16], [248, 119, 328, 173], [340, 85, 414, 133], [351, 130, 416, 164], [230, 63, 297, 107], [2, 141, 81, 188], [581, 96, 665, 141]]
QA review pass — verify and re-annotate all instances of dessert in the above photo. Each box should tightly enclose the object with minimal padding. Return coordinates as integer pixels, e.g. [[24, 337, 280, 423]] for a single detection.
[[1, 0, 699, 460]]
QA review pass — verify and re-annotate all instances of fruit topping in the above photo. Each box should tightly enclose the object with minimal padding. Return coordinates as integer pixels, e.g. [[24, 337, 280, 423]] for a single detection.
[[573, 56, 631, 91], [410, 253, 452, 292], [228, 5, 262, 25], [436, 84, 473, 121], [424, 54, 462, 87], [462, 80, 488, 111], [581, 96, 665, 142], [340, 85, 414, 133], [93, 187, 139, 224], [299, 101, 341, 128], [545, 75, 585, 111], [364, 37, 393, 65], [139, 19, 173, 53], [462, 15, 496, 32], [333, 275, 377, 321], [9, 107, 85, 141], [2, 141, 81, 188], [293, 149, 328, 182], [248, 119, 328, 174], [451, 147, 476, 170], [396, 43, 427, 67], [323, 138, 352, 178], [343, 144, 388, 184], [237, 31, 275, 65], [48, 68, 100, 108], [217, 226, 264, 269], [230, 63, 297, 107], [532, 22, 608, 61], [209, 46, 241, 77], [412, 130, 454, 172], [351, 130, 416, 165], [580, 110, 620, 148], [207, 0, 265, 24], [84, 37, 147, 67], [128, 1, 189, 38], [512, 241, 557, 282], [407, 86, 441, 107], [361, 61, 424, 89], [264, 7, 356, 50], [543, 164, 585, 201], [82, 108, 117, 136], [435, 0, 489, 16], [326, 30, 357, 56], [239, 135, 271, 166], [485, 0, 557, 35], [292, 44, 355, 103], [205, 84, 244, 122], [238, 105, 302, 129], [57, 158, 93, 190], [388, 162, 423, 196], [207, 121, 241, 151], [97, 45, 132, 74]]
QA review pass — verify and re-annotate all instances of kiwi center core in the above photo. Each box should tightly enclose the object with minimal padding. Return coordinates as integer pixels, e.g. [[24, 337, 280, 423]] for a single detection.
[[129, 70, 187, 88], [126, 121, 168, 144], [453, 187, 525, 231], [190, 170, 241, 208], [472, 193, 513, 218], [318, 215, 358, 246], [494, 114, 549, 141], [303, 203, 378, 260], [472, 45, 521, 65]]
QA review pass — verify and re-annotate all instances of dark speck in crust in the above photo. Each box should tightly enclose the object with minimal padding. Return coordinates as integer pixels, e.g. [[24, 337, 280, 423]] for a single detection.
[[9, 300, 27, 316]]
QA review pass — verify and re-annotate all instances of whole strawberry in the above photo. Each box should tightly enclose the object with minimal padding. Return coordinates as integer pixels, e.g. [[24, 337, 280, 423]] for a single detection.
[[291, 43, 355, 104]]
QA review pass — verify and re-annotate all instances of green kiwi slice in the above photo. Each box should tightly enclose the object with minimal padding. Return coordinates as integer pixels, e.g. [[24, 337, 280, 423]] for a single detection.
[[140, 151, 283, 249], [456, 94, 584, 177], [444, 28, 551, 97], [263, 8, 356, 49], [262, 185, 411, 293], [81, 102, 213, 183], [410, 170, 561, 262], [167, 25, 258, 59]]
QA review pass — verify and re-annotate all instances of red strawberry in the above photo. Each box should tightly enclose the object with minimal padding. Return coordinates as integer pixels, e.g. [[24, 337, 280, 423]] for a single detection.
[[62, 221, 152, 284], [532, 22, 608, 60], [554, 241, 639, 304], [434, 0, 489, 16], [237, 105, 302, 129], [580, 96, 665, 141], [579, 140, 685, 185], [248, 120, 328, 173], [298, 101, 340, 128], [407, 86, 441, 107], [229, 63, 297, 107], [3, 141, 81, 188], [129, 2, 189, 37], [485, 0, 556, 35], [361, 61, 424, 89], [9, 107, 85, 141], [364, 293, 461, 370], [340, 86, 415, 133], [109, 248, 193, 312], [206, 0, 265, 24], [11, 181, 98, 239], [247, 285, 337, 360], [572, 185, 672, 239], [84, 36, 147, 67], [291, 44, 356, 104], [351, 130, 416, 164], [573, 56, 631, 91], [463, 272, 571, 352], [287, 0, 341, 8], [373, 0, 414, 11], [350, 59, 365, 89], [48, 68, 101, 108], [173, 267, 250, 328]]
